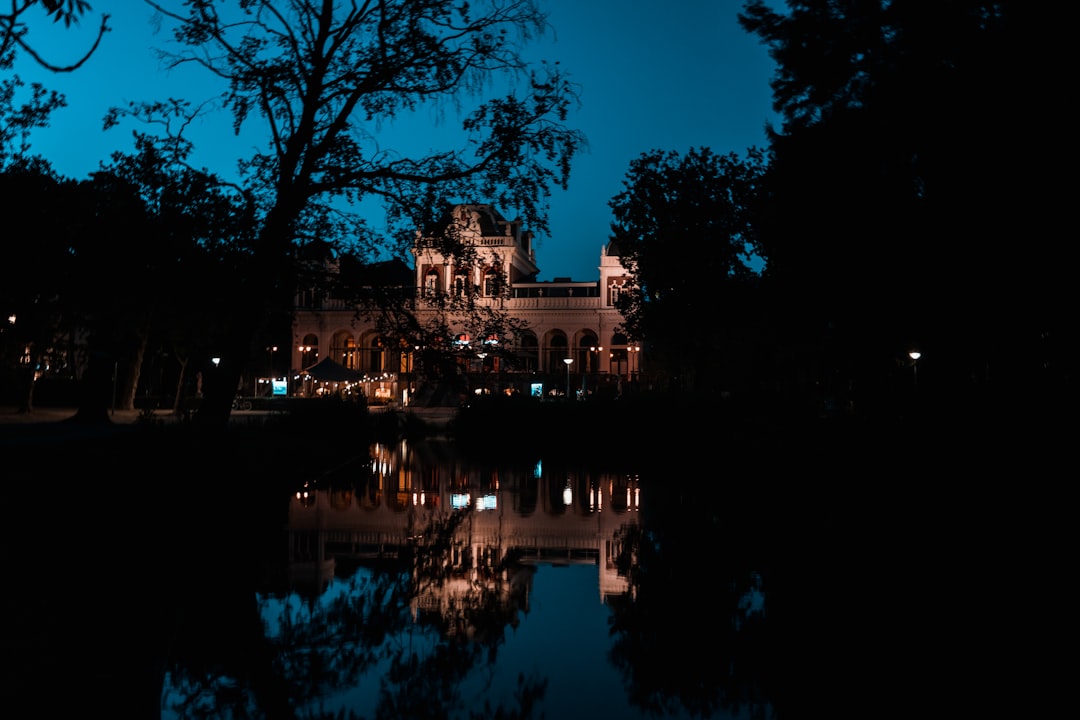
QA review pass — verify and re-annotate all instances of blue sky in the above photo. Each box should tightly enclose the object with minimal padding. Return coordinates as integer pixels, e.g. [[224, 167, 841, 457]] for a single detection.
[[12, 0, 778, 281]]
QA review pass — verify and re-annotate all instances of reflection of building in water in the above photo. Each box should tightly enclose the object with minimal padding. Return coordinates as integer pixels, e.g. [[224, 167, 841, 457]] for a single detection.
[[287, 440, 640, 607]]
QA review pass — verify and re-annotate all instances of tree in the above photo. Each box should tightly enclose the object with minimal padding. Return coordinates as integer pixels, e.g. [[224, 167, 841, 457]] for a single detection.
[[113, 0, 583, 427], [0, 163, 82, 412], [1, 0, 109, 72], [608, 147, 768, 396], [97, 138, 256, 413], [0, 73, 67, 169], [739, 0, 1076, 409]]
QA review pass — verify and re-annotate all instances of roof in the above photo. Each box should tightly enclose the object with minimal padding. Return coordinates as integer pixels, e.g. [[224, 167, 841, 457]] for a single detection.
[[302, 357, 365, 382], [338, 256, 414, 286], [426, 204, 513, 237]]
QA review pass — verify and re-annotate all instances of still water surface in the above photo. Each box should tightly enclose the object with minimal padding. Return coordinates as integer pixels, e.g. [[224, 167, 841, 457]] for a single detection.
[[156, 438, 774, 719], [6, 413, 1060, 718]]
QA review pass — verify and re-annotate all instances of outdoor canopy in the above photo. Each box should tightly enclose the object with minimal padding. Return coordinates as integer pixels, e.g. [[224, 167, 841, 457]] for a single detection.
[[302, 357, 365, 382]]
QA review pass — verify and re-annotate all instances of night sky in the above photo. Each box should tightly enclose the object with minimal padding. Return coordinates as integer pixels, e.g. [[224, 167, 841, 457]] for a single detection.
[[12, 0, 778, 281]]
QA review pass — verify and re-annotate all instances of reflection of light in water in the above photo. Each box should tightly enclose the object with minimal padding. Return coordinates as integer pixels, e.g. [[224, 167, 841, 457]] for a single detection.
[[295, 481, 315, 507]]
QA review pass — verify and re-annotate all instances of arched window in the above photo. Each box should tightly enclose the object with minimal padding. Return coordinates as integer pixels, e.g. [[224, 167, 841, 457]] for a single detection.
[[361, 334, 385, 373], [548, 333, 569, 374], [483, 267, 501, 296], [517, 331, 539, 373], [332, 333, 358, 369], [425, 268, 439, 296], [453, 269, 468, 297]]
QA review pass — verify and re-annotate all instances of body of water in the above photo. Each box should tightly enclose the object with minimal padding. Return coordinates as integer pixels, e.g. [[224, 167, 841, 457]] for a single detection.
[[5, 415, 1063, 719]]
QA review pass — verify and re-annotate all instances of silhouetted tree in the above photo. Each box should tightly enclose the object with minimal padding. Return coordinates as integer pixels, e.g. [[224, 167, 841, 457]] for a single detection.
[[98, 138, 255, 412], [0, 163, 81, 412], [1, 0, 109, 72], [739, 0, 1076, 411], [109, 0, 584, 427], [0, 73, 66, 168], [608, 147, 768, 396], [154, 494, 545, 720], [608, 470, 776, 719]]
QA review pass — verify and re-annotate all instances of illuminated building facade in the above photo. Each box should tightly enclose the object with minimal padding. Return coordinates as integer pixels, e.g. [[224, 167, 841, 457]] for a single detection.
[[291, 204, 644, 403]]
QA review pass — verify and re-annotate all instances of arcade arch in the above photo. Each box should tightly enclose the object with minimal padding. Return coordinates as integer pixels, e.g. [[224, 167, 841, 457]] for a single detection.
[[516, 331, 539, 373], [545, 331, 570, 373], [331, 331, 358, 369]]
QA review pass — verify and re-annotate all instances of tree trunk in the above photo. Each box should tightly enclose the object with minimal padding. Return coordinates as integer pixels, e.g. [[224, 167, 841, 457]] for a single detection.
[[119, 334, 149, 411], [172, 356, 189, 413], [195, 212, 297, 428]]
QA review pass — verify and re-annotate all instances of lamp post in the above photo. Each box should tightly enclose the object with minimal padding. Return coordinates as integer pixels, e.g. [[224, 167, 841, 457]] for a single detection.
[[628, 344, 640, 380], [589, 345, 603, 373], [476, 351, 487, 395], [267, 345, 278, 396], [297, 346, 314, 396], [563, 357, 574, 400], [589, 345, 603, 397], [909, 350, 921, 387], [298, 345, 313, 368]]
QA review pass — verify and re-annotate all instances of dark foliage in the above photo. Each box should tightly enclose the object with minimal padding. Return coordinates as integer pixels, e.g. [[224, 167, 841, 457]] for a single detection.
[[1, 0, 109, 72], [608, 147, 769, 395], [739, 0, 1077, 408]]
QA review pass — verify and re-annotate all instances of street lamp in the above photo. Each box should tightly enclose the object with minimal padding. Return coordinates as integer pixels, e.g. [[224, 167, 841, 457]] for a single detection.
[[266, 345, 278, 397], [909, 350, 921, 387], [476, 351, 488, 395], [628, 344, 641, 379], [588, 345, 603, 397], [589, 345, 603, 373], [563, 357, 574, 400], [298, 344, 311, 362]]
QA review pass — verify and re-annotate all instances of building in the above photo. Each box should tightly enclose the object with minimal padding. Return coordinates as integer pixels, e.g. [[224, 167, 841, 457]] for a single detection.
[[291, 204, 644, 404], [286, 439, 641, 602]]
